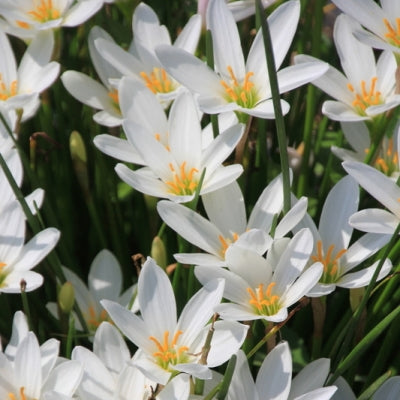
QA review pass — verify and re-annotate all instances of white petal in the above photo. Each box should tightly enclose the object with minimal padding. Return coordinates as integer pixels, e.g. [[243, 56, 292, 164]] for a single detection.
[[349, 209, 400, 234], [62, 0, 103, 27]]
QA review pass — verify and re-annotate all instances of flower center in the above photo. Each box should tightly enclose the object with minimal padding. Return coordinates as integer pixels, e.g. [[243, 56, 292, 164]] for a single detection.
[[366, 137, 399, 176], [107, 89, 121, 114], [247, 282, 280, 316], [8, 387, 36, 400], [347, 77, 382, 115], [220, 66, 258, 109], [311, 240, 346, 284], [149, 330, 189, 370], [140, 68, 174, 94], [383, 18, 400, 47], [165, 162, 199, 196], [28, 0, 60, 23], [218, 232, 239, 257], [0, 74, 18, 101], [0, 262, 7, 287], [86, 305, 110, 331]]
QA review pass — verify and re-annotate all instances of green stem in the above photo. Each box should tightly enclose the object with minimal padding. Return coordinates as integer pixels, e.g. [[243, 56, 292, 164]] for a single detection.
[[255, 0, 291, 213]]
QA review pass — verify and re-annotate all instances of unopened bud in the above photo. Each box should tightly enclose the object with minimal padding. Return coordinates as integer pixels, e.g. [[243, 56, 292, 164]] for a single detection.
[[58, 282, 75, 314], [69, 130, 89, 198], [151, 236, 167, 270]]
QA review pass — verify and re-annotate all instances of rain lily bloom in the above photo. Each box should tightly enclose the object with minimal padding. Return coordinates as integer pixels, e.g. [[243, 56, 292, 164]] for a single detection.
[[72, 321, 191, 400], [114, 90, 244, 203], [0, 0, 103, 39], [94, 2, 202, 106], [101, 257, 248, 385], [0, 313, 83, 400], [332, 0, 400, 56], [0, 201, 60, 293], [0, 30, 60, 121], [332, 122, 400, 179], [343, 160, 400, 234], [93, 77, 239, 166], [227, 345, 336, 400], [156, 175, 308, 266], [156, 0, 328, 122], [47, 249, 138, 334], [61, 26, 124, 127], [295, 14, 400, 121], [293, 176, 391, 296], [195, 229, 323, 322]]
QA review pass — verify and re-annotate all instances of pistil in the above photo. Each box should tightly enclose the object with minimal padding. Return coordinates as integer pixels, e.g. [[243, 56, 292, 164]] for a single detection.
[[140, 68, 174, 94], [247, 282, 280, 316], [165, 162, 199, 195], [347, 77, 382, 115]]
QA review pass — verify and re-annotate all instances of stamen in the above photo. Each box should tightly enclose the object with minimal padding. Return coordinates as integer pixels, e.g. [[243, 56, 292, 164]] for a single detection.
[[0, 74, 18, 100], [247, 282, 280, 316], [27, 0, 60, 22], [347, 77, 382, 115], [149, 330, 189, 369], [365, 137, 399, 176], [311, 240, 346, 284], [107, 89, 121, 113], [218, 232, 239, 257], [383, 18, 400, 47], [220, 66, 257, 108], [8, 387, 27, 400], [140, 68, 174, 94], [86, 305, 109, 329], [165, 162, 199, 196]]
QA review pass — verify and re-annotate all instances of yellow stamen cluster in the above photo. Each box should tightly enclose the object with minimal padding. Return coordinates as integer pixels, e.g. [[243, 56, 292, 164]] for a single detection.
[[383, 18, 400, 47], [28, 0, 60, 22], [165, 162, 199, 195], [8, 387, 29, 400], [247, 282, 280, 316], [0, 74, 17, 101], [107, 89, 121, 113], [347, 77, 382, 115], [366, 137, 399, 176], [218, 232, 239, 257], [311, 240, 346, 284], [86, 305, 110, 330], [149, 330, 189, 370], [220, 66, 257, 108], [140, 68, 173, 94]]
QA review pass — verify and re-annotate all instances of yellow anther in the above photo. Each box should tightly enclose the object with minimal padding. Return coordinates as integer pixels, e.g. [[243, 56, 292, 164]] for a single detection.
[[311, 240, 346, 283], [149, 330, 189, 368], [165, 162, 199, 196], [247, 282, 280, 316], [140, 68, 173, 94], [27, 0, 60, 22], [0, 74, 18, 101], [347, 77, 382, 114], [86, 305, 110, 330], [218, 232, 239, 257], [8, 387, 27, 400], [220, 66, 257, 108], [383, 18, 400, 46]]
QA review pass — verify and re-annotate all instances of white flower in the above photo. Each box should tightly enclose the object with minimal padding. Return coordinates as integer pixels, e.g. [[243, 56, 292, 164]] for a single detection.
[[61, 26, 123, 127], [0, 201, 60, 293], [94, 2, 202, 106], [93, 77, 239, 166], [156, 175, 308, 266], [156, 0, 327, 121], [196, 229, 323, 322], [227, 344, 336, 400], [114, 90, 244, 203], [343, 160, 400, 234], [332, 0, 400, 54], [0, 312, 82, 400], [73, 321, 190, 400], [101, 257, 248, 384], [0, 0, 103, 39], [47, 249, 137, 334], [295, 14, 400, 122], [0, 30, 60, 120], [332, 122, 400, 180], [293, 176, 392, 296]]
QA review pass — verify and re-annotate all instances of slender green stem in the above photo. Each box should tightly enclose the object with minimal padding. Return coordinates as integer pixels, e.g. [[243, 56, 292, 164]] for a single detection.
[[255, 0, 291, 213]]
